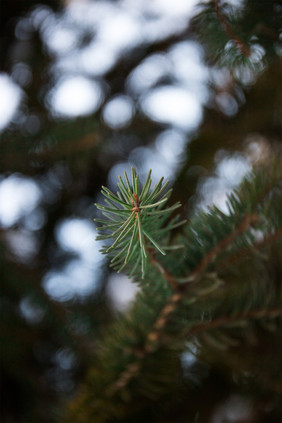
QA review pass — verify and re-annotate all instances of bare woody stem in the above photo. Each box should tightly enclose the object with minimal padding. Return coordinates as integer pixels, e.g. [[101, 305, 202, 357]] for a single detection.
[[212, 0, 251, 57]]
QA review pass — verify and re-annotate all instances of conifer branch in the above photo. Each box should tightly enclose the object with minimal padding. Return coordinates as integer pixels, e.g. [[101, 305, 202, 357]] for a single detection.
[[181, 307, 282, 339], [77, 162, 282, 421], [105, 214, 259, 394], [148, 248, 179, 289], [144, 292, 182, 352], [179, 213, 259, 284], [212, 0, 251, 57], [109, 298, 282, 394], [107, 361, 142, 395], [134, 214, 261, 362], [106, 252, 181, 394], [106, 291, 183, 395], [95, 167, 183, 278], [218, 227, 282, 272]]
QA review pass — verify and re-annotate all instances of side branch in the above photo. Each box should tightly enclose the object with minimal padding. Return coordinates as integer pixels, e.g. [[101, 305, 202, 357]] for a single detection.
[[107, 257, 182, 394], [181, 307, 282, 339], [212, 0, 251, 57], [181, 214, 259, 283], [218, 227, 282, 272], [106, 293, 182, 395], [106, 361, 141, 395], [144, 292, 182, 353], [148, 247, 179, 289]]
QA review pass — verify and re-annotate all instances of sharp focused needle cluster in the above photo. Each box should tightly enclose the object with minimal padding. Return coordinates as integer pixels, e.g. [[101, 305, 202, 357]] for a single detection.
[[95, 167, 183, 278]]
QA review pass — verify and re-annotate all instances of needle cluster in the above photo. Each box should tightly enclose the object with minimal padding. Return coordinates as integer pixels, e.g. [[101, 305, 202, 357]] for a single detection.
[[95, 167, 183, 278]]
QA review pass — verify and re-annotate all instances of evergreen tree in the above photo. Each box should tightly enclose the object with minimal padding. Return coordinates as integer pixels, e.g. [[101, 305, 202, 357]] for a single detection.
[[0, 1, 281, 422]]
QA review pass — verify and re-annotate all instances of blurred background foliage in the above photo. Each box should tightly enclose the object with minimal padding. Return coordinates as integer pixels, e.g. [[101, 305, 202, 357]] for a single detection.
[[0, 0, 281, 422]]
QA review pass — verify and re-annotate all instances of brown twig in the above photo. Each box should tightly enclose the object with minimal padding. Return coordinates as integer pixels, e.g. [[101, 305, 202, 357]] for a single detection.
[[181, 307, 282, 339], [180, 214, 259, 284], [106, 206, 279, 395], [144, 292, 182, 353], [107, 306, 282, 395], [218, 227, 282, 272], [107, 254, 181, 394], [212, 0, 251, 57], [148, 248, 179, 289], [106, 361, 142, 394]]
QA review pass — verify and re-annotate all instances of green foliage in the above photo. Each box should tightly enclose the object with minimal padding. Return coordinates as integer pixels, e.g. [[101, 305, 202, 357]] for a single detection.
[[2, 1, 282, 422], [193, 0, 281, 73], [95, 168, 183, 278], [64, 160, 282, 423]]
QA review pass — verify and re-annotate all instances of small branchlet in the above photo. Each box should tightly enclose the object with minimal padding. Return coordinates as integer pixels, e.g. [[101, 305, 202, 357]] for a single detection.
[[95, 167, 183, 278]]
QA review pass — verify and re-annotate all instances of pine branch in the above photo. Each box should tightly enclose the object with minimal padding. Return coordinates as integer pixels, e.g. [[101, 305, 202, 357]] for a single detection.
[[95, 167, 183, 279], [108, 218, 282, 394], [218, 227, 282, 272], [212, 0, 251, 57], [182, 307, 282, 339], [179, 213, 259, 283], [192, 0, 267, 72], [108, 163, 280, 387], [135, 214, 262, 360], [148, 247, 179, 289], [65, 161, 282, 422]]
